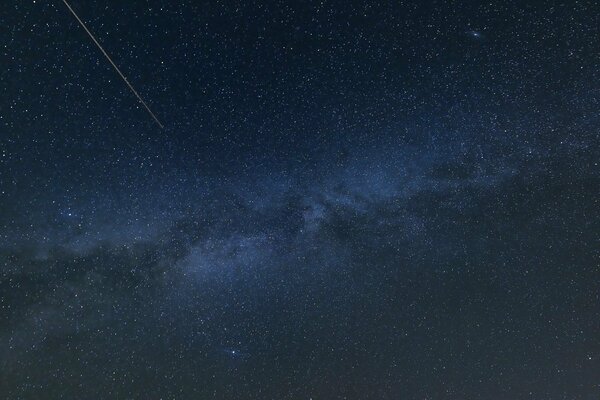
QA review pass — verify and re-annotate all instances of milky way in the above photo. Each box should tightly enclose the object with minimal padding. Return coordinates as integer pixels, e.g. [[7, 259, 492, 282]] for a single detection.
[[1, 1, 599, 399]]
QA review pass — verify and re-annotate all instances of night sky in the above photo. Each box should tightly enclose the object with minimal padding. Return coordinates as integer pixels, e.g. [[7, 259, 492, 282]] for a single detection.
[[1, 1, 599, 399]]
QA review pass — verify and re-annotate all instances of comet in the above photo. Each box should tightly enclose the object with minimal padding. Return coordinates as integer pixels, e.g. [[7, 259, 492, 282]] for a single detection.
[[61, 0, 164, 128]]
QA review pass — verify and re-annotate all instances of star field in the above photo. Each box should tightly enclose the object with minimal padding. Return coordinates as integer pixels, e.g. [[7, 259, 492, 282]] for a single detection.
[[1, 1, 599, 399]]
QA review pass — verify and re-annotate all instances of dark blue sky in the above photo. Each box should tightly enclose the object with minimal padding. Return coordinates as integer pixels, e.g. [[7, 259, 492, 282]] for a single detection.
[[1, 1, 599, 399]]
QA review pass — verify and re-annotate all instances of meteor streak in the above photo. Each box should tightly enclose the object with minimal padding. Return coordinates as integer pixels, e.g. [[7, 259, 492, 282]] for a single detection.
[[62, 0, 164, 128]]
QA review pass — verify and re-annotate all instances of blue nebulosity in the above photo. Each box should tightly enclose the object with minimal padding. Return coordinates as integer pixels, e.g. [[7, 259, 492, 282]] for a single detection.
[[0, 0, 599, 399]]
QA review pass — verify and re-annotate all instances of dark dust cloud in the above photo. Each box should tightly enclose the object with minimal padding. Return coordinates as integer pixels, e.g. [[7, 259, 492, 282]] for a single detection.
[[1, 1, 599, 399]]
